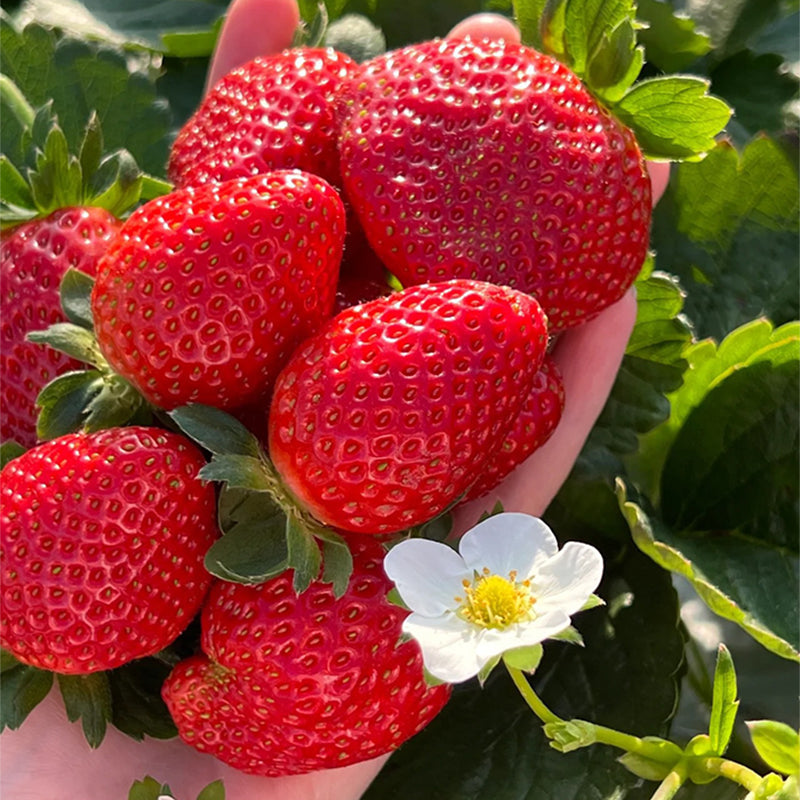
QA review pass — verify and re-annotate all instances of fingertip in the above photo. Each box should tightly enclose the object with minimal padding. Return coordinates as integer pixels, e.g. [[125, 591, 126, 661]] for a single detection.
[[447, 13, 521, 44], [206, 0, 301, 93], [647, 160, 671, 207]]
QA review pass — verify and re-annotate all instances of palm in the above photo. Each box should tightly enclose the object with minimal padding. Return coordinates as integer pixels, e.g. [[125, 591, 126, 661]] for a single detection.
[[0, 1, 668, 798]]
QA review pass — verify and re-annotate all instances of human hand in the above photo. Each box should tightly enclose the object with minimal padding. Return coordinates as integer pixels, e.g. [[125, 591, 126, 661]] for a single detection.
[[0, 2, 669, 799]]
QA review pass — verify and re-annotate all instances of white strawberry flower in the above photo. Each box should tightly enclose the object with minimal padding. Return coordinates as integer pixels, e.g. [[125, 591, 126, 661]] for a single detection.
[[384, 512, 604, 684]]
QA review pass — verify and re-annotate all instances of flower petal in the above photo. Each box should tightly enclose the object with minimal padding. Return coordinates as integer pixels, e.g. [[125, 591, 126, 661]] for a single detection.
[[384, 539, 471, 617], [459, 513, 558, 579], [402, 612, 486, 683], [473, 609, 572, 662], [532, 541, 604, 617]]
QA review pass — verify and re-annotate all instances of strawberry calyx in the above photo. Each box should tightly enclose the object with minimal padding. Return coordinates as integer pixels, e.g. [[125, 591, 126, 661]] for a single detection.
[[26, 268, 152, 439], [169, 404, 354, 598], [0, 93, 168, 230]]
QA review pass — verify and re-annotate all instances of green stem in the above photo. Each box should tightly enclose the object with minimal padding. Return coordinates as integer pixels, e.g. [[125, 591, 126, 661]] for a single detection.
[[650, 762, 688, 800], [700, 757, 762, 791], [506, 664, 561, 725]]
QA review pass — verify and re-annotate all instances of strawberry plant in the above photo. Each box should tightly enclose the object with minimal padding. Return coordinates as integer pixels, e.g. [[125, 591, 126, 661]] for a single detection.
[[0, 0, 797, 799]]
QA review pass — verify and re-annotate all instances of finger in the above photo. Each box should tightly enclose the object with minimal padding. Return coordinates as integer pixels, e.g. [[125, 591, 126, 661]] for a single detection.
[[647, 161, 670, 206], [453, 288, 636, 531], [206, 0, 300, 92], [447, 13, 521, 43]]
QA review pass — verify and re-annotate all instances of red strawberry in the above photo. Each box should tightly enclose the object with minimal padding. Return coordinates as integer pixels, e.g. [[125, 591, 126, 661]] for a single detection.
[[0, 426, 218, 674], [1, 207, 120, 447], [162, 538, 450, 776], [338, 38, 652, 331], [268, 278, 548, 534], [91, 171, 346, 411], [465, 353, 565, 500], [168, 48, 358, 189]]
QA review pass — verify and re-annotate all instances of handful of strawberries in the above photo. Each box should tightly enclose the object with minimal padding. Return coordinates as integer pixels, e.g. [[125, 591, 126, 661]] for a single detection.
[[1, 22, 653, 780]]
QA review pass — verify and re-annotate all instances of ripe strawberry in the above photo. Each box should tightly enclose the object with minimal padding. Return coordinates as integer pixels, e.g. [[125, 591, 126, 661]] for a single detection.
[[162, 538, 450, 776], [268, 279, 548, 534], [168, 48, 358, 189], [0, 426, 218, 674], [465, 354, 565, 500], [91, 171, 346, 411], [1, 207, 120, 447], [338, 37, 652, 331]]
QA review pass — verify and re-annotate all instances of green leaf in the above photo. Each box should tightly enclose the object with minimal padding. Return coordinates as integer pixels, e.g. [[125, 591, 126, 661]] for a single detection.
[[60, 267, 95, 329], [286, 516, 322, 594], [56, 671, 113, 748], [563, 0, 636, 77], [108, 658, 178, 741], [708, 644, 739, 755], [513, 0, 551, 51], [636, 0, 712, 72], [1, 16, 171, 177], [619, 480, 800, 661], [13, 0, 229, 56], [321, 537, 354, 598], [613, 76, 732, 161], [0, 661, 54, 731], [710, 51, 799, 147], [365, 544, 684, 800], [204, 517, 290, 584], [170, 404, 264, 458], [659, 327, 799, 537], [585, 20, 643, 104], [747, 720, 800, 776], [619, 744, 682, 781], [650, 137, 799, 341]]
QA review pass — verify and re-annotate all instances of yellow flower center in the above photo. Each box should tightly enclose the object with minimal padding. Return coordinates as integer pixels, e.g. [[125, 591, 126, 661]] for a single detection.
[[456, 568, 536, 630]]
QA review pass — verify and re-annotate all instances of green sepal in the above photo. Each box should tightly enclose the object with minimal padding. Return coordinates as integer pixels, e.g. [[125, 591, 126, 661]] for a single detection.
[[477, 500, 505, 523], [0, 659, 54, 732], [60, 267, 95, 330], [618, 750, 677, 782], [585, 23, 644, 104], [196, 780, 226, 800], [128, 776, 173, 800], [204, 516, 289, 585], [549, 625, 585, 646], [543, 718, 597, 752], [414, 510, 453, 542], [477, 654, 502, 686], [0, 441, 27, 468], [321, 537, 354, 599], [613, 76, 732, 161], [170, 404, 264, 458], [386, 587, 411, 611], [747, 720, 800, 776], [580, 593, 606, 611], [684, 734, 717, 784], [708, 643, 739, 756], [286, 516, 323, 594], [36, 369, 149, 441], [56, 671, 113, 749], [199, 455, 274, 491], [422, 666, 449, 688], [27, 322, 106, 368], [293, 2, 329, 48], [502, 643, 544, 673]]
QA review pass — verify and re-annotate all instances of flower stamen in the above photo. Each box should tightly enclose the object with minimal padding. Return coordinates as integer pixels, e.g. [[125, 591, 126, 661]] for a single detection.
[[457, 569, 536, 630]]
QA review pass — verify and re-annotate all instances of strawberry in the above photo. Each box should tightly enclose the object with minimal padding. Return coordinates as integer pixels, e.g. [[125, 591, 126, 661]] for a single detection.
[[268, 278, 548, 534], [168, 48, 358, 189], [338, 37, 652, 331], [465, 353, 565, 500], [0, 426, 218, 674], [91, 171, 346, 412], [1, 207, 120, 448], [162, 538, 450, 776]]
